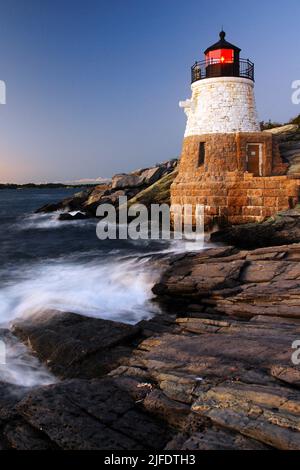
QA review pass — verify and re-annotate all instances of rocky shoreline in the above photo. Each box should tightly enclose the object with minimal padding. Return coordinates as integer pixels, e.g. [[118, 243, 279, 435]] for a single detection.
[[1, 239, 300, 450], [1, 124, 300, 450], [35, 159, 178, 220]]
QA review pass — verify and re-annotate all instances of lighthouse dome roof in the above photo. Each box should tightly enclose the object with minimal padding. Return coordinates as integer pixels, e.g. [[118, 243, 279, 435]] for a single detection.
[[204, 31, 241, 54]]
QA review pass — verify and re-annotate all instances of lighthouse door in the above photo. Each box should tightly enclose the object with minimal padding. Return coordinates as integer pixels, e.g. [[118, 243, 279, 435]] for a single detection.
[[246, 144, 261, 176]]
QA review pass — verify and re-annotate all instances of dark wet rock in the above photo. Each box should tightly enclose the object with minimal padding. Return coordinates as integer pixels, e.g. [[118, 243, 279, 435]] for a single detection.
[[2, 418, 58, 450], [15, 378, 172, 450], [137, 312, 178, 338], [0, 382, 28, 421], [0, 379, 50, 450], [211, 208, 300, 249], [36, 189, 93, 214], [12, 311, 141, 379]]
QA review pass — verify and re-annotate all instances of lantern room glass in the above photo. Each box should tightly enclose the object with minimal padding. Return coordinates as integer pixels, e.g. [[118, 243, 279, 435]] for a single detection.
[[206, 49, 234, 65]]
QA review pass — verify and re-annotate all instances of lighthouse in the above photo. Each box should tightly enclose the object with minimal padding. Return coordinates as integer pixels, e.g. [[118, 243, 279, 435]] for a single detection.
[[182, 31, 260, 137], [171, 31, 299, 226]]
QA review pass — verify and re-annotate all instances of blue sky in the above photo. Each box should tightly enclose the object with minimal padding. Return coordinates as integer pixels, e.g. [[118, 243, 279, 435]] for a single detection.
[[0, 0, 299, 183]]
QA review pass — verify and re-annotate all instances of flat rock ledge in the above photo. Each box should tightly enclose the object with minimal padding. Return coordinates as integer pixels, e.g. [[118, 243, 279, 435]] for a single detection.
[[1, 244, 300, 450]]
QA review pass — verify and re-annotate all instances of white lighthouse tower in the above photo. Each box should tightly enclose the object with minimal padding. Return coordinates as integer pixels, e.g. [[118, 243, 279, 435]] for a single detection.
[[180, 31, 260, 137]]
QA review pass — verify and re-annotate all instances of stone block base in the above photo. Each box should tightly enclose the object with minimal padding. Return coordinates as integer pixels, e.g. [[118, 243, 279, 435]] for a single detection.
[[171, 173, 300, 227], [171, 132, 299, 227]]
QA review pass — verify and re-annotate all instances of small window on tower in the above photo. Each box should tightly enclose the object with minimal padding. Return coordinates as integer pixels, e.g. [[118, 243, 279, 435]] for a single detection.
[[198, 142, 205, 166]]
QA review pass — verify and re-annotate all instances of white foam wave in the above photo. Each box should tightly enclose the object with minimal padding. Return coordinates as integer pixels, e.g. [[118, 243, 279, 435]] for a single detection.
[[0, 257, 160, 327], [0, 333, 56, 387], [0, 219, 210, 387], [0, 255, 161, 387], [17, 212, 95, 230]]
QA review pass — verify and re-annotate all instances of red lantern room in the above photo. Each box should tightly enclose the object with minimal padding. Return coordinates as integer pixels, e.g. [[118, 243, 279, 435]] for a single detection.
[[191, 31, 254, 83], [204, 30, 240, 78]]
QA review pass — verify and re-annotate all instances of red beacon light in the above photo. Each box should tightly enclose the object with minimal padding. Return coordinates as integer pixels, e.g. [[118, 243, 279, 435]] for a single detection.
[[204, 31, 240, 78], [206, 48, 234, 65]]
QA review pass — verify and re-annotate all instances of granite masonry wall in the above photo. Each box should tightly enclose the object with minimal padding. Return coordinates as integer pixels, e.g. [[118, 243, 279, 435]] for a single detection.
[[171, 133, 300, 227]]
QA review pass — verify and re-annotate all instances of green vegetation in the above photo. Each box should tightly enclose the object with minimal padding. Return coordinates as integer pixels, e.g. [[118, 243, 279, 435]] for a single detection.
[[260, 119, 283, 130], [260, 113, 300, 131], [125, 170, 177, 209]]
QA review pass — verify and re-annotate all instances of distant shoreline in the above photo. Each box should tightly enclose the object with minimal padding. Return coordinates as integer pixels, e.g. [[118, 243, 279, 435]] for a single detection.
[[0, 183, 101, 190]]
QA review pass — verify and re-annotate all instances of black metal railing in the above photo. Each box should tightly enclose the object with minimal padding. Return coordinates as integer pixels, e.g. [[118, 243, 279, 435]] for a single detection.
[[191, 58, 254, 83]]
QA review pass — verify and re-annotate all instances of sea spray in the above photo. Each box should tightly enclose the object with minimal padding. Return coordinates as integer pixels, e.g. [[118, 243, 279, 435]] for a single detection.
[[0, 330, 56, 387], [0, 255, 162, 387], [0, 256, 161, 326], [18, 211, 96, 230], [0, 189, 208, 387]]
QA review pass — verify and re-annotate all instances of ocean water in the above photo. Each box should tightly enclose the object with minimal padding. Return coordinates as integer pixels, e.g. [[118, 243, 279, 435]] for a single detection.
[[0, 188, 206, 386]]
